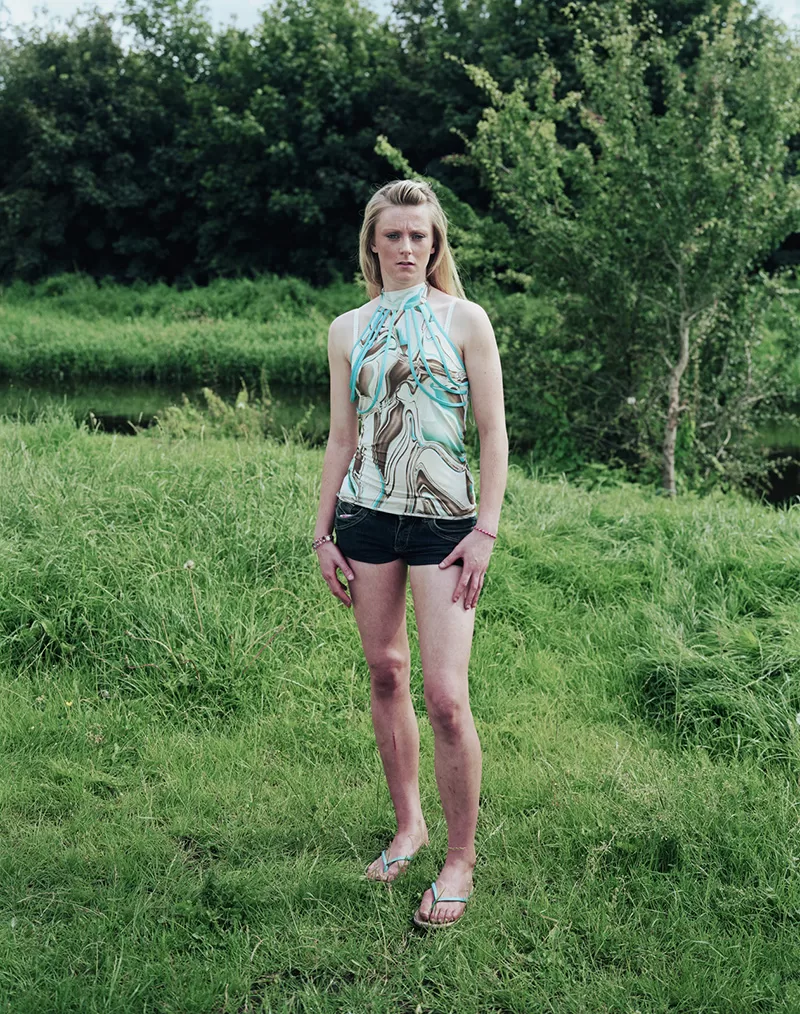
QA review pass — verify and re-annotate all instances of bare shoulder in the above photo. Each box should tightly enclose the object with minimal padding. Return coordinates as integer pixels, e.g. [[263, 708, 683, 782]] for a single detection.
[[328, 308, 353, 348], [446, 297, 495, 356], [455, 298, 492, 328], [329, 298, 376, 361]]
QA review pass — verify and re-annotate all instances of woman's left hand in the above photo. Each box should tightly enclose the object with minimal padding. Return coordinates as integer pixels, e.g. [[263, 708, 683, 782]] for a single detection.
[[439, 530, 496, 610]]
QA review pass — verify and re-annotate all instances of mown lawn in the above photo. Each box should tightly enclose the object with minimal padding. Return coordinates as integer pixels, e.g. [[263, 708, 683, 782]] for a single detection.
[[1, 416, 799, 1013]]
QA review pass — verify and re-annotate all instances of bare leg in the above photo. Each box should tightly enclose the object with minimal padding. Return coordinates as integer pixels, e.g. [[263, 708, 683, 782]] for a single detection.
[[408, 563, 480, 924], [349, 557, 428, 880]]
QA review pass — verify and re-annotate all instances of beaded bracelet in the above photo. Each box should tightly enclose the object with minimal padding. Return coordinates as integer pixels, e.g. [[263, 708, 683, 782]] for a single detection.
[[312, 533, 334, 551], [475, 526, 497, 540]]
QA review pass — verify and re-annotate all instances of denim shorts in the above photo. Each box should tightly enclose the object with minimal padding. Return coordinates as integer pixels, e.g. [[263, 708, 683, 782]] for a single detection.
[[334, 499, 477, 566]]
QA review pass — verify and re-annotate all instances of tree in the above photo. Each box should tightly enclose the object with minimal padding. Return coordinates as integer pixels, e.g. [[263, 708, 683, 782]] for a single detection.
[[386, 0, 773, 208], [163, 0, 401, 283], [462, 0, 800, 492], [0, 2, 214, 282]]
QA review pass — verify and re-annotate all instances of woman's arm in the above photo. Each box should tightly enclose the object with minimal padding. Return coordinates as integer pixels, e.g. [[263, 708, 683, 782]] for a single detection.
[[464, 301, 508, 537], [314, 312, 360, 605], [439, 300, 508, 610]]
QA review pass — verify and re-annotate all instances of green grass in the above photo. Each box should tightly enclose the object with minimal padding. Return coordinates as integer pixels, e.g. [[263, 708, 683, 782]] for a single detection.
[[1, 413, 800, 1012], [0, 273, 360, 387]]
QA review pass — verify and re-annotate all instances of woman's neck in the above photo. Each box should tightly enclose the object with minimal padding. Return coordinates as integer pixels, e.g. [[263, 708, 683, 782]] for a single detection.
[[379, 281, 427, 307]]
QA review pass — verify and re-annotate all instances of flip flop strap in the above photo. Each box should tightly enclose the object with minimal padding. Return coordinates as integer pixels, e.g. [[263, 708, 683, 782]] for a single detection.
[[381, 850, 414, 872], [430, 881, 471, 906]]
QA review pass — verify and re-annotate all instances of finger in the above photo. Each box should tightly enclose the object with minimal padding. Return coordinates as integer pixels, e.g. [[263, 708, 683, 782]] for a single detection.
[[335, 560, 354, 607], [321, 564, 352, 606], [462, 570, 478, 610], [327, 575, 352, 607], [439, 538, 467, 571], [332, 548, 355, 582], [467, 572, 485, 610], [452, 568, 469, 604]]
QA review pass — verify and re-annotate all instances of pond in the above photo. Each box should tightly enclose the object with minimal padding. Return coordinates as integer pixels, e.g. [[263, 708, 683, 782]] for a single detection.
[[1, 380, 797, 505], [0, 379, 331, 445], [758, 423, 800, 506]]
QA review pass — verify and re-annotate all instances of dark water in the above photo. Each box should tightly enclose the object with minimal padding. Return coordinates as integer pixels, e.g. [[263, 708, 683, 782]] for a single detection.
[[1, 381, 797, 504], [0, 379, 330, 445], [757, 423, 800, 506]]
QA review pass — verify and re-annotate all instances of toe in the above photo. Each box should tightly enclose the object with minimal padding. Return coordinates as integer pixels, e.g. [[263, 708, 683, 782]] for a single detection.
[[431, 899, 465, 925], [365, 858, 388, 882], [414, 887, 435, 923], [366, 855, 407, 883]]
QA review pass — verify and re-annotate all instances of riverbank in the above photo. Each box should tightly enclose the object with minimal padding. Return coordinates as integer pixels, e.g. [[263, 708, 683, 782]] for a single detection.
[[1, 415, 798, 1012]]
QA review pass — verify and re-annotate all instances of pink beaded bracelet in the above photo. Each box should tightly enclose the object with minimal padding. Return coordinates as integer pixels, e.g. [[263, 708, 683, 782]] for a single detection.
[[312, 533, 334, 551], [475, 526, 497, 540]]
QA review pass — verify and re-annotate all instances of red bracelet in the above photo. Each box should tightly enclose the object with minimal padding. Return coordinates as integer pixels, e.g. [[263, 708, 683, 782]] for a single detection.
[[312, 534, 334, 551], [475, 526, 497, 540]]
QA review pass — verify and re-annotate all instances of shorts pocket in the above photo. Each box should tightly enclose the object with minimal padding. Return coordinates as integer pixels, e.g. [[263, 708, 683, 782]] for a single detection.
[[425, 516, 476, 543], [334, 500, 371, 532]]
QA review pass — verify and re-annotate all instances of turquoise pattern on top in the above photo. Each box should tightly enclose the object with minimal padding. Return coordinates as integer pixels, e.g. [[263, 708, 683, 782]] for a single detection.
[[349, 282, 469, 414], [339, 280, 475, 516]]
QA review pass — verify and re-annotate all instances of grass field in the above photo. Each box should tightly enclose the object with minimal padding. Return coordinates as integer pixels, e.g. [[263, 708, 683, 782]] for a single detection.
[[1, 412, 799, 1012]]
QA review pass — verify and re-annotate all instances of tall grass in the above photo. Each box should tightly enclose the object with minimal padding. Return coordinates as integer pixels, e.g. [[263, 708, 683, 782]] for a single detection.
[[1, 413, 799, 1012], [0, 273, 360, 387]]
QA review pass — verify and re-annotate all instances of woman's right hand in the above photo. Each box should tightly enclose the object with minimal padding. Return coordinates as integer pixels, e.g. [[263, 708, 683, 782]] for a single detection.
[[317, 542, 355, 607]]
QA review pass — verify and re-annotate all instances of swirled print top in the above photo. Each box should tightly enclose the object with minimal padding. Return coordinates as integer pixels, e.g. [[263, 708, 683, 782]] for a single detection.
[[338, 282, 476, 517]]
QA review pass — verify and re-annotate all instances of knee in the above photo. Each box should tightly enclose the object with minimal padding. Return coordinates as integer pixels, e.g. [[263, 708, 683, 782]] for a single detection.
[[424, 685, 470, 739], [368, 652, 409, 698]]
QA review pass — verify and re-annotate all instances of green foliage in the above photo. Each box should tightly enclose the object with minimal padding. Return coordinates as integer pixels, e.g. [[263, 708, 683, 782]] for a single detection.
[[1, 270, 359, 322], [3, 270, 798, 475], [151, 382, 274, 441], [474, 286, 588, 470], [463, 0, 800, 489], [0, 0, 402, 285], [0, 5, 206, 282], [385, 0, 769, 211], [1, 0, 793, 287]]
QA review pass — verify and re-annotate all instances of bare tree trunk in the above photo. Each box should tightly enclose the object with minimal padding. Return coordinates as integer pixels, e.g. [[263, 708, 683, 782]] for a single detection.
[[662, 313, 690, 496]]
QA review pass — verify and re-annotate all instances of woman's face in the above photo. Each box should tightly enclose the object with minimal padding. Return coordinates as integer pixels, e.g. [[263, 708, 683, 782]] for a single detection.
[[370, 205, 436, 292]]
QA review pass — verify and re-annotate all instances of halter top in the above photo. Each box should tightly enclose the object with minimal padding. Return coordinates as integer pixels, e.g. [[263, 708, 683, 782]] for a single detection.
[[338, 282, 476, 517]]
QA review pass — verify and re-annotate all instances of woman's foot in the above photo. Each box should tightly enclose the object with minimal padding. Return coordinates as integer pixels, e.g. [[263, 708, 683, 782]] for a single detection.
[[364, 826, 428, 883], [413, 857, 474, 926]]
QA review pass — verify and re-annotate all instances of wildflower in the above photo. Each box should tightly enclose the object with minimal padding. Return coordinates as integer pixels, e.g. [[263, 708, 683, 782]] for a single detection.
[[626, 396, 637, 406], [183, 560, 195, 570], [65, 700, 73, 708]]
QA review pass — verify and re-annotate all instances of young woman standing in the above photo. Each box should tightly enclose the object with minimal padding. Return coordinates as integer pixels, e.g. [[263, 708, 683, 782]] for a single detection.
[[313, 179, 508, 928]]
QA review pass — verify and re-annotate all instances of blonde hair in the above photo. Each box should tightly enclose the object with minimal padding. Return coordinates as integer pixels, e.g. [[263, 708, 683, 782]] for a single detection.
[[358, 179, 465, 300]]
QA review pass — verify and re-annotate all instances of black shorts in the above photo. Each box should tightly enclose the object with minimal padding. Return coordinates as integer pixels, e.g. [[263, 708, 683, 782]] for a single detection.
[[334, 499, 476, 566]]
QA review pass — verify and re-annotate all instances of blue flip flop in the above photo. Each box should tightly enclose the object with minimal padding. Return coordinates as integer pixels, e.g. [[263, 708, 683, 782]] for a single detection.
[[364, 848, 417, 882], [412, 880, 473, 929]]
